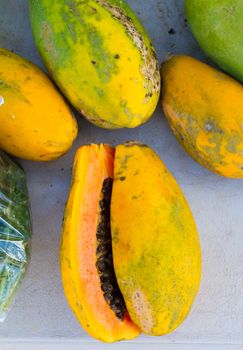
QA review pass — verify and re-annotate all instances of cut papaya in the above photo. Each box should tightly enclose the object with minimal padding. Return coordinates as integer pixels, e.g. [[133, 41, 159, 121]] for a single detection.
[[61, 142, 201, 341], [60, 144, 140, 342], [111, 142, 201, 335]]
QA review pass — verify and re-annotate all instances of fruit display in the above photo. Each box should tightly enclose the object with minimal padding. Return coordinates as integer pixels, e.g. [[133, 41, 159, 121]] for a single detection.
[[2, 0, 243, 344], [0, 48, 77, 161], [29, 0, 161, 129], [0, 151, 31, 321], [161, 55, 243, 178], [185, 0, 243, 83], [60, 142, 201, 342]]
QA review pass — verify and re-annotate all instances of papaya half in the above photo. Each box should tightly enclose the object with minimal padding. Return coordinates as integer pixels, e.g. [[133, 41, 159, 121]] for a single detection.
[[60, 142, 201, 342], [0, 48, 77, 161], [185, 0, 243, 83], [161, 55, 243, 178], [60, 144, 140, 342], [29, 0, 160, 129]]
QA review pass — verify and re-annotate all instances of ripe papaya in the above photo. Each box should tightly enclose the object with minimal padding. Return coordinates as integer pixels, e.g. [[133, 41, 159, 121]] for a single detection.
[[111, 142, 201, 335], [29, 0, 160, 129], [161, 55, 243, 178], [0, 48, 77, 161], [185, 0, 243, 83], [60, 144, 140, 342], [61, 142, 201, 341]]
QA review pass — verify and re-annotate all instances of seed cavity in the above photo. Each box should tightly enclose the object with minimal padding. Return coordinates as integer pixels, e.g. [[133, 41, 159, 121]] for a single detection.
[[96, 178, 126, 320]]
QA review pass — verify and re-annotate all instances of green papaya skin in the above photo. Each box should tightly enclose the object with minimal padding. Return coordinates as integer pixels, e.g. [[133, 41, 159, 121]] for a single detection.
[[185, 0, 243, 82]]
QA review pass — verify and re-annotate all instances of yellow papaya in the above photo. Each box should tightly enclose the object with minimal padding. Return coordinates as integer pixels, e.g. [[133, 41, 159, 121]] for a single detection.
[[0, 48, 77, 161], [161, 55, 243, 178], [111, 142, 201, 335], [29, 0, 160, 129], [61, 141, 201, 341]]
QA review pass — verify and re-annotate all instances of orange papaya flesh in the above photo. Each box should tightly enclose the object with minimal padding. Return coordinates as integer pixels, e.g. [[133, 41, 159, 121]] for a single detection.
[[60, 144, 140, 342]]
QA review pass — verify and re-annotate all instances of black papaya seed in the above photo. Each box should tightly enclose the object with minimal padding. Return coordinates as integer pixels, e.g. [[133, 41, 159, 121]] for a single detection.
[[96, 260, 106, 273], [104, 292, 113, 302]]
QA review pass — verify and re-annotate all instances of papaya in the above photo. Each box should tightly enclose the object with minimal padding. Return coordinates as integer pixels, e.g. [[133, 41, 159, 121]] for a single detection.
[[60, 142, 201, 341], [0, 48, 77, 161], [161, 55, 243, 178], [29, 0, 160, 129], [60, 144, 140, 342], [111, 142, 201, 335], [185, 0, 243, 83]]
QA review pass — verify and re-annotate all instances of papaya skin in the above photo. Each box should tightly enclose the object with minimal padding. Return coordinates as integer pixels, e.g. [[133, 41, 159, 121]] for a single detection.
[[161, 55, 243, 178], [60, 144, 140, 343], [111, 142, 201, 336], [185, 0, 243, 83], [0, 48, 77, 161], [29, 0, 160, 129]]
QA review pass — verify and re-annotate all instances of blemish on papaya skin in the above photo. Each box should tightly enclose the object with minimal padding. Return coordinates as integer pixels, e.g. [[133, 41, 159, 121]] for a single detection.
[[223, 6, 235, 17], [131, 289, 153, 334], [95, 0, 160, 96], [116, 154, 133, 172], [123, 140, 148, 148], [41, 22, 58, 65], [119, 176, 126, 181], [226, 135, 241, 153]]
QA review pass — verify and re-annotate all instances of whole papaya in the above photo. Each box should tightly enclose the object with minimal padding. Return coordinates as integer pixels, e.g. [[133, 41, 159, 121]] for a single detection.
[[0, 48, 77, 161], [185, 0, 243, 82], [161, 55, 243, 178], [29, 0, 160, 129]]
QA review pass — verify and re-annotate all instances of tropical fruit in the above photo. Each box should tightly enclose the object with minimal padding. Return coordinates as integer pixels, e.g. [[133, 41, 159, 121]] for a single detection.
[[111, 142, 201, 335], [29, 0, 160, 129], [161, 55, 243, 178], [0, 151, 31, 321], [0, 48, 77, 161], [185, 0, 243, 82], [60, 144, 140, 342], [60, 142, 201, 342]]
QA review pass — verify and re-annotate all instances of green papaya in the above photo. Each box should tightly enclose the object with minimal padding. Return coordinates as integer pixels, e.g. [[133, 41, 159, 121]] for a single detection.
[[185, 0, 243, 82], [0, 151, 31, 320]]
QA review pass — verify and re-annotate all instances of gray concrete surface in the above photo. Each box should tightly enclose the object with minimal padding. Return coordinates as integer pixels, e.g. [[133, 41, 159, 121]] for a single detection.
[[0, 0, 242, 348]]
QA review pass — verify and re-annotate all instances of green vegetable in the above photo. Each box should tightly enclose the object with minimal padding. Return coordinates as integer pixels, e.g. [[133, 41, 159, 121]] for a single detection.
[[185, 0, 243, 82], [0, 151, 31, 321]]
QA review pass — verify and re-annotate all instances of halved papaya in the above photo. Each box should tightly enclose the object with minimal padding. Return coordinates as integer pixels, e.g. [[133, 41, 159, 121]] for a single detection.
[[60, 144, 140, 342], [61, 142, 201, 342]]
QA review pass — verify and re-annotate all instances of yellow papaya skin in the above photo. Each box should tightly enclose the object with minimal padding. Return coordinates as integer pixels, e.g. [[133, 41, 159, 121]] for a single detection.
[[0, 48, 77, 161], [161, 55, 243, 178], [29, 0, 160, 129], [111, 142, 202, 336]]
